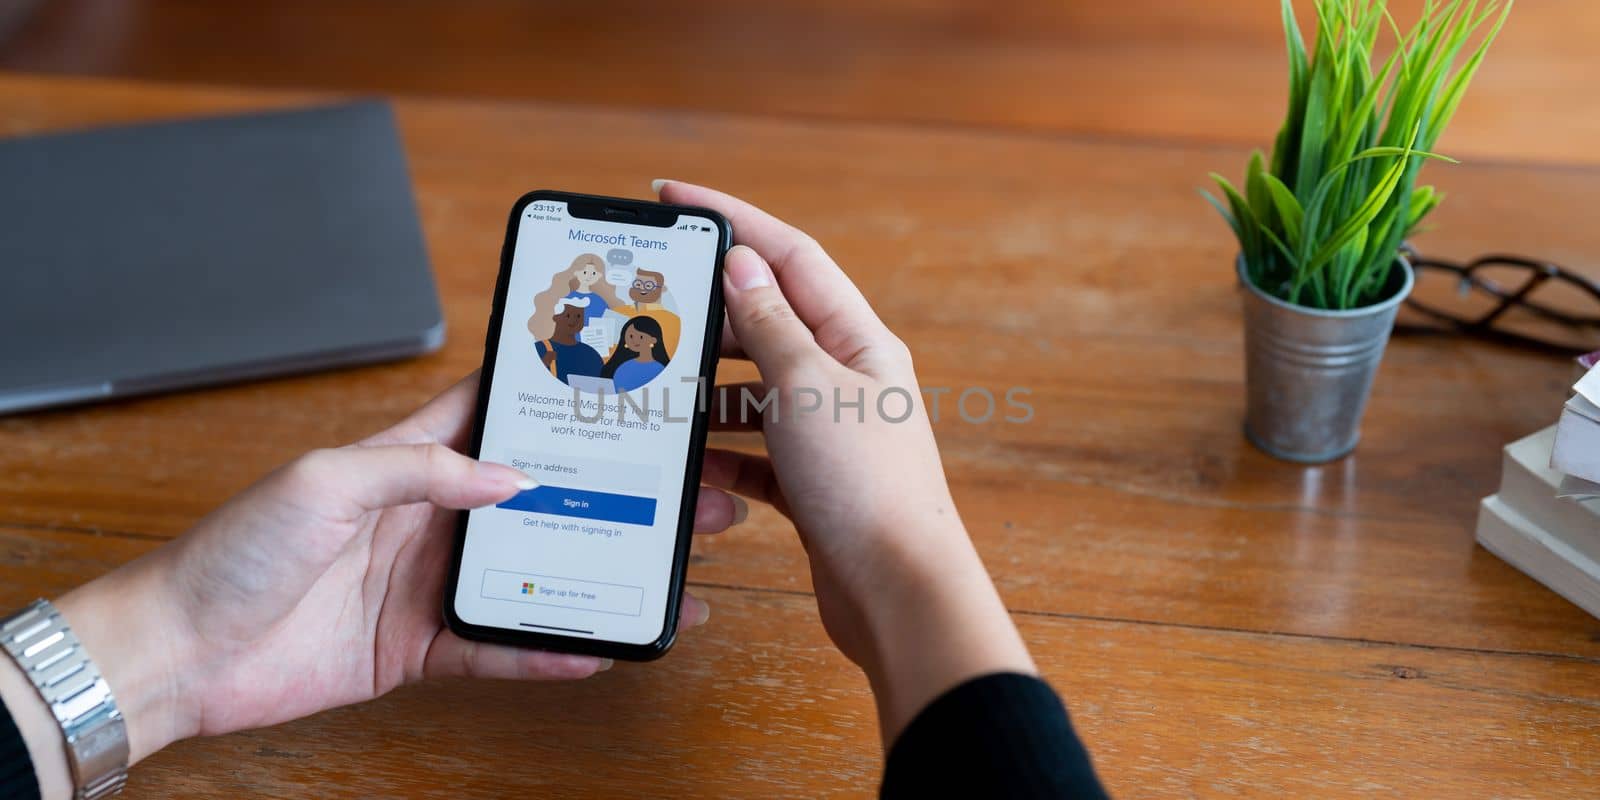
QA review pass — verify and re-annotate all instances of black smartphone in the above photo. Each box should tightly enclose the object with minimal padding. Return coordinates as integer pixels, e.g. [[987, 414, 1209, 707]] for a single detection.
[[444, 190, 730, 661]]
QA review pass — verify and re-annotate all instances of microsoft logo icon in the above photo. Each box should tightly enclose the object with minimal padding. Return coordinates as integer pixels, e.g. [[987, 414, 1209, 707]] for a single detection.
[[520, 581, 536, 595]]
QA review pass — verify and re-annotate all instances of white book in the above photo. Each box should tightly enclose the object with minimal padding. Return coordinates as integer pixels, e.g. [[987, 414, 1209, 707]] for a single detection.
[[1477, 496, 1600, 620], [1500, 428, 1600, 566], [1552, 366, 1600, 485], [1558, 474, 1600, 503]]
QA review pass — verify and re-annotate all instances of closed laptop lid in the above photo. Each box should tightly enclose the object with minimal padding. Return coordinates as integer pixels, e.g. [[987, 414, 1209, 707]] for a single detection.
[[0, 100, 444, 414]]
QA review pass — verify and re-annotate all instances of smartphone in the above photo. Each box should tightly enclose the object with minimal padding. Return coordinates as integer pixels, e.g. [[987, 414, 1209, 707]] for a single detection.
[[444, 190, 730, 660]]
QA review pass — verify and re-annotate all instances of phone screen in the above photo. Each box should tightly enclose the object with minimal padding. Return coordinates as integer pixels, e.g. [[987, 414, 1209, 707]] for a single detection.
[[452, 196, 723, 649]]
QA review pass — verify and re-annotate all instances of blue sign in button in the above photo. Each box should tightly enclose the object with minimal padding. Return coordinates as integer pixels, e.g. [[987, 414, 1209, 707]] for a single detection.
[[497, 485, 657, 526]]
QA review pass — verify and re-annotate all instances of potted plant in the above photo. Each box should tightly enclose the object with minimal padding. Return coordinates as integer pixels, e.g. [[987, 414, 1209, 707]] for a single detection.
[[1206, 0, 1511, 462]]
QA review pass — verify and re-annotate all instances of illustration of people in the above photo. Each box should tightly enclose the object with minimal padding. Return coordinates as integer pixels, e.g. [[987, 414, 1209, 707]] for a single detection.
[[601, 316, 671, 392], [625, 268, 681, 358], [536, 253, 626, 328], [530, 297, 604, 382]]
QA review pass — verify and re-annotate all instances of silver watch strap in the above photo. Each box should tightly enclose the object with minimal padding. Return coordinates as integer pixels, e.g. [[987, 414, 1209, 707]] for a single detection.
[[1, 599, 128, 799]]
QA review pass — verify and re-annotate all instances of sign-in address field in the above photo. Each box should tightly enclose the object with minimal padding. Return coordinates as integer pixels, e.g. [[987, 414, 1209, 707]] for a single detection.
[[504, 452, 660, 496]]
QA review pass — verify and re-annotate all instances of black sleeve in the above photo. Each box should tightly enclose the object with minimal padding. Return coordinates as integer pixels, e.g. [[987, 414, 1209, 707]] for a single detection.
[[0, 695, 41, 800], [881, 673, 1108, 799]]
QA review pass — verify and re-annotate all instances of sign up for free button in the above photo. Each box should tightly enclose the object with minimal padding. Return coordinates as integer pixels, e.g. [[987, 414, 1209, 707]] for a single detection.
[[480, 569, 644, 617]]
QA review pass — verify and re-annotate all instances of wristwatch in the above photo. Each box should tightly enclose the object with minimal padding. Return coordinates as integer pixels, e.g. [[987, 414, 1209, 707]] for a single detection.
[[1, 599, 128, 799]]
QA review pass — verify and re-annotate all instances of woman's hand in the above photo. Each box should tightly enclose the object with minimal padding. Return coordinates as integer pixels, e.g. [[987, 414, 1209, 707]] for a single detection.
[[657, 180, 1035, 745], [53, 373, 741, 766]]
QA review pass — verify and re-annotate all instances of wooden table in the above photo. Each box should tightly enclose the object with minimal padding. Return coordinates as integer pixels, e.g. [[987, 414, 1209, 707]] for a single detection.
[[5, 0, 1598, 166], [2, 72, 1597, 797]]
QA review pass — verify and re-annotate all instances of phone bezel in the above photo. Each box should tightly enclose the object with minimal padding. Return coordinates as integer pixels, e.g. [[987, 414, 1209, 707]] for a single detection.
[[442, 189, 730, 661]]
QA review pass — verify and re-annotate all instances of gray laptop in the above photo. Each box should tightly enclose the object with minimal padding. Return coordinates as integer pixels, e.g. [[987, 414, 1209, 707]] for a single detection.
[[0, 101, 444, 415]]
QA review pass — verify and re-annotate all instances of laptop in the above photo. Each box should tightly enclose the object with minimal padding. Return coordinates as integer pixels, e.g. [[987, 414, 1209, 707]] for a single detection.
[[0, 101, 445, 415]]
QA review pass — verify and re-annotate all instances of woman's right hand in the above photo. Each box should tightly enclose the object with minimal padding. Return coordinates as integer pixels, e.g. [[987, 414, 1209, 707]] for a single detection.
[[656, 181, 1036, 745]]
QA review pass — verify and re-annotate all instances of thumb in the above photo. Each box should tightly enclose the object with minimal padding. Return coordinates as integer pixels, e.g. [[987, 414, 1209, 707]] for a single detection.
[[285, 443, 536, 519], [721, 245, 820, 377]]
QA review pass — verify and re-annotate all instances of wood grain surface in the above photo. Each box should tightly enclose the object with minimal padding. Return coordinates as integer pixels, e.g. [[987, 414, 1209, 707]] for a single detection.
[[0, 69, 1598, 797], [1, 0, 1596, 164], [4, 525, 1598, 798]]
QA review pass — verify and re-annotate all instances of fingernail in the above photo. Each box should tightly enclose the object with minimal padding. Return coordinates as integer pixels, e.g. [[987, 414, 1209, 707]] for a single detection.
[[729, 495, 749, 526], [650, 179, 670, 194], [691, 603, 711, 627], [597, 658, 615, 672], [488, 462, 538, 491], [725, 245, 771, 290], [479, 461, 537, 492]]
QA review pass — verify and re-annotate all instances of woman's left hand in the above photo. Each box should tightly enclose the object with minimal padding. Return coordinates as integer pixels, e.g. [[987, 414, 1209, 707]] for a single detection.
[[55, 372, 741, 763]]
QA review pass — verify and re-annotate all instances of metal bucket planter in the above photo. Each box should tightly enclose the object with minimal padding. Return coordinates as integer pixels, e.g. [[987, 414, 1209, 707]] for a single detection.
[[1238, 254, 1415, 463]]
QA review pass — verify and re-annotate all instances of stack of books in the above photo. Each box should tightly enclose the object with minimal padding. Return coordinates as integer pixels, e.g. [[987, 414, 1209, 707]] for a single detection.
[[1476, 353, 1600, 619]]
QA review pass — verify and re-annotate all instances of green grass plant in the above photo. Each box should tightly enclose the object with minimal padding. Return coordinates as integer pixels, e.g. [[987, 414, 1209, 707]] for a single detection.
[[1206, 0, 1512, 310]]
